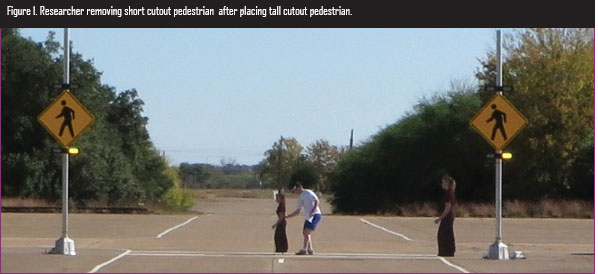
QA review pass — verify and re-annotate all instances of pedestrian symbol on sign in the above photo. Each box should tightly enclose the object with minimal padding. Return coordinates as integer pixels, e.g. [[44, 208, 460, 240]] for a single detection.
[[486, 104, 507, 141], [56, 100, 76, 137]]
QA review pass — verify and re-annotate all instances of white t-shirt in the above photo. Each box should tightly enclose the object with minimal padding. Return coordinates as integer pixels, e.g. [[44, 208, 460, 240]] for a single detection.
[[296, 189, 322, 221]]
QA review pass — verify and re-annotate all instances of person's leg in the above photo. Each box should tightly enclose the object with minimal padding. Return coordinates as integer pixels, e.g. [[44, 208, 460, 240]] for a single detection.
[[305, 215, 320, 254], [297, 215, 321, 255], [296, 221, 310, 255], [303, 228, 312, 250]]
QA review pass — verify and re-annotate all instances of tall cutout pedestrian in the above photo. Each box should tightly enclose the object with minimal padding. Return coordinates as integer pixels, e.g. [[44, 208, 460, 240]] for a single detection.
[[56, 100, 75, 137], [486, 104, 507, 141], [285, 182, 322, 255], [434, 174, 456, 257]]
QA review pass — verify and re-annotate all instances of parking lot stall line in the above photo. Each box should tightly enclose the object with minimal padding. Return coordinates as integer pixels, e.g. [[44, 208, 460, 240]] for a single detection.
[[156, 216, 198, 239], [359, 218, 470, 273], [88, 249, 131, 273], [359, 218, 413, 241], [438, 257, 470, 273]]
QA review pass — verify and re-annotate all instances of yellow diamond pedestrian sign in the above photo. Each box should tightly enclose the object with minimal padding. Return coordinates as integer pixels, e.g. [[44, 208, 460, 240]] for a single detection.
[[470, 94, 528, 151], [38, 90, 95, 148]]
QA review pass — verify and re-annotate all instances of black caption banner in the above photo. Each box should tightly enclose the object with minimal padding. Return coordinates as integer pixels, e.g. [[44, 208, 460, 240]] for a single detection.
[[1, 0, 594, 28]]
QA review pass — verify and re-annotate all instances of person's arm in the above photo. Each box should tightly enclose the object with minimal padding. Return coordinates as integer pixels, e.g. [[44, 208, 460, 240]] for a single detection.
[[286, 208, 301, 219], [434, 202, 452, 224], [272, 212, 285, 229], [309, 199, 319, 217]]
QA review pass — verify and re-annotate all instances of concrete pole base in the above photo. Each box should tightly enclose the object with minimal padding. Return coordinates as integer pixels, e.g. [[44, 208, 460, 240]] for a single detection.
[[486, 241, 509, 260], [52, 236, 76, 256]]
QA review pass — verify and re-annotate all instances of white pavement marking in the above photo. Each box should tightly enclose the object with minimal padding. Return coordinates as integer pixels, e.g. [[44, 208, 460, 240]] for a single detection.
[[438, 257, 470, 273], [360, 218, 413, 241], [128, 250, 437, 260], [88, 249, 131, 273], [156, 216, 198, 239], [125, 250, 469, 272]]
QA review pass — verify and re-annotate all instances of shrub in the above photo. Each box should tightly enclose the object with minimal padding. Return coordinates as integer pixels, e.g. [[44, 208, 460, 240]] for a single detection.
[[162, 187, 195, 211], [160, 166, 195, 211]]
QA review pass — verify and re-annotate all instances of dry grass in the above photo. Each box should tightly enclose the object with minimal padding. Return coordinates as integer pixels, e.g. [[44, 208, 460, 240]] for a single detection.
[[192, 188, 277, 200], [392, 199, 593, 219], [1, 198, 58, 207], [456, 202, 495, 218], [393, 202, 438, 217], [503, 199, 594, 218]]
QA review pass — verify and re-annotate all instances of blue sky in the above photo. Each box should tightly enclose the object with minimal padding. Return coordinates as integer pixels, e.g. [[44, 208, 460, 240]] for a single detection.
[[20, 28, 505, 166]]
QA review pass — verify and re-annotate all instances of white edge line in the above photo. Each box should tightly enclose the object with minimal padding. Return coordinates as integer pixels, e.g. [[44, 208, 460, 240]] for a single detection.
[[129, 250, 434, 256], [128, 252, 438, 260], [438, 257, 470, 273], [360, 218, 413, 241], [156, 216, 198, 239], [89, 249, 131, 273]]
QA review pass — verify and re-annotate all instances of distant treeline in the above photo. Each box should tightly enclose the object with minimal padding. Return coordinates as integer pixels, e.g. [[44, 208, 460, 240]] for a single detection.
[[179, 137, 343, 191], [179, 162, 261, 189]]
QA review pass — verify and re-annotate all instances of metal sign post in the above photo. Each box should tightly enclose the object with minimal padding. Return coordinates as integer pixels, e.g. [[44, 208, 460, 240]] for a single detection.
[[52, 28, 76, 256], [487, 29, 509, 260], [38, 29, 94, 255], [471, 30, 528, 260]]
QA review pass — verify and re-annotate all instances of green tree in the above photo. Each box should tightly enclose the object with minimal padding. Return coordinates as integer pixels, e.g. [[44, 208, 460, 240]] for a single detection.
[[476, 28, 594, 199], [1, 29, 174, 206], [2, 29, 63, 200], [306, 139, 341, 192], [290, 155, 319, 189], [258, 137, 303, 190], [330, 88, 489, 214]]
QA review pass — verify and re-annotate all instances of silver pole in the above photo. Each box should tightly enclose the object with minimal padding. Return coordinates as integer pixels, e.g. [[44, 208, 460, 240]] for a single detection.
[[62, 153, 69, 238], [64, 28, 70, 85], [497, 30, 502, 95], [62, 28, 69, 239], [495, 29, 502, 242], [487, 29, 508, 260], [495, 154, 502, 241], [53, 28, 76, 255]]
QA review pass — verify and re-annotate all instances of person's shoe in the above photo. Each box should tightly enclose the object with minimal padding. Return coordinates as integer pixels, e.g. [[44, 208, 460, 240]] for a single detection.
[[307, 249, 314, 255], [295, 249, 308, 255]]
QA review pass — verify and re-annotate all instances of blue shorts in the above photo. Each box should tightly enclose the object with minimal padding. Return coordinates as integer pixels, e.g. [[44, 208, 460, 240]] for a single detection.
[[303, 214, 322, 230]]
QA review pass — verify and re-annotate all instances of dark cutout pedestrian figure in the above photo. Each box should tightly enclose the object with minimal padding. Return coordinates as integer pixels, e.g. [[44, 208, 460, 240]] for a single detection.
[[56, 100, 75, 137], [272, 192, 288, 253], [434, 174, 456, 257], [486, 104, 507, 141]]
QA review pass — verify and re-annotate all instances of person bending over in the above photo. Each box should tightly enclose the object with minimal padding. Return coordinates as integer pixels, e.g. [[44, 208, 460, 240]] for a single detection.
[[286, 183, 322, 255]]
